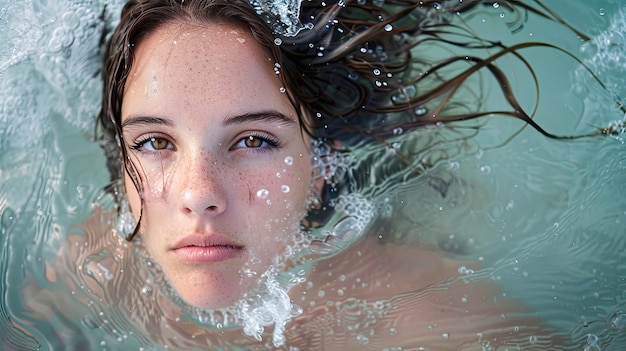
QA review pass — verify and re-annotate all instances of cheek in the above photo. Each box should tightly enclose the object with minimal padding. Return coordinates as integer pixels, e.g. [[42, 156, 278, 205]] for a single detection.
[[253, 158, 311, 214], [124, 172, 143, 222]]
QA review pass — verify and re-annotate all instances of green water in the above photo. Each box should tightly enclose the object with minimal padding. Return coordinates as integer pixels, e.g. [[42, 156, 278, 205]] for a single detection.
[[1, 0, 625, 350]]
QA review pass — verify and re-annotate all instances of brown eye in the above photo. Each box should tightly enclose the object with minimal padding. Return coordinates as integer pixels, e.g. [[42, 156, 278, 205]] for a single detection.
[[244, 136, 263, 148], [150, 137, 169, 150], [233, 133, 279, 151], [132, 136, 173, 152]]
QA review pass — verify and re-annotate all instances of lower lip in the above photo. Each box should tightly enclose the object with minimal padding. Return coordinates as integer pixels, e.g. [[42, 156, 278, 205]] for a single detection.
[[172, 246, 243, 264]]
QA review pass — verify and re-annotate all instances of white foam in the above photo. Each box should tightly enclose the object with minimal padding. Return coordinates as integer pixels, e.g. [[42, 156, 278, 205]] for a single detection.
[[574, 6, 626, 137], [248, 0, 305, 36], [0, 0, 126, 149]]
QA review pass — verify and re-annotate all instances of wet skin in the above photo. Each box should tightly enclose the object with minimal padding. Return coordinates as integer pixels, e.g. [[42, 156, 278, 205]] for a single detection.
[[121, 21, 312, 308]]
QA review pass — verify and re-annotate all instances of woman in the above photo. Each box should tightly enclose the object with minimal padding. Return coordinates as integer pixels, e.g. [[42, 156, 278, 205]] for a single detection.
[[79, 0, 601, 348]]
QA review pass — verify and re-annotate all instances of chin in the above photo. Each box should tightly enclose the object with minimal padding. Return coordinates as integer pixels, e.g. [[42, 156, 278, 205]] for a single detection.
[[170, 269, 252, 309]]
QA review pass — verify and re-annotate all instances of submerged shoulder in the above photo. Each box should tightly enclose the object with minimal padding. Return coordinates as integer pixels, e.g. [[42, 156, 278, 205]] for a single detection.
[[288, 236, 561, 349]]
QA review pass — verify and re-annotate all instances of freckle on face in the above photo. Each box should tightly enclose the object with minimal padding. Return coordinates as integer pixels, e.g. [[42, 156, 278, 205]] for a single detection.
[[121, 22, 313, 308]]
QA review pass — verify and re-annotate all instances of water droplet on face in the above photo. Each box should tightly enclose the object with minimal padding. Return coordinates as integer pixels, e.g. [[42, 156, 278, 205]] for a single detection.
[[284, 156, 294, 165], [281, 185, 290, 193], [256, 189, 269, 199], [279, 86, 286, 93]]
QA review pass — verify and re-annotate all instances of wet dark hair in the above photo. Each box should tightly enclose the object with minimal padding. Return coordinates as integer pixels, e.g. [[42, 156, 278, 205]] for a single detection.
[[98, 0, 617, 240], [98, 0, 314, 239]]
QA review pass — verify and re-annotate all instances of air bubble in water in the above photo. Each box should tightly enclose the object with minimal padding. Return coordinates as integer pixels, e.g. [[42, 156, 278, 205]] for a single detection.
[[391, 93, 409, 104], [1, 207, 16, 233], [274, 38, 282, 45], [610, 311, 626, 330], [256, 189, 269, 199], [414, 106, 428, 116], [284, 156, 294, 165], [141, 285, 152, 296], [584, 334, 600, 351], [384, 24, 393, 32], [281, 185, 290, 193]]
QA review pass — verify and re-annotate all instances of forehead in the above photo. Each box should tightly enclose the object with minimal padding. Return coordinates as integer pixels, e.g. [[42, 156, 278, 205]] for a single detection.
[[122, 21, 294, 121], [127, 21, 272, 86]]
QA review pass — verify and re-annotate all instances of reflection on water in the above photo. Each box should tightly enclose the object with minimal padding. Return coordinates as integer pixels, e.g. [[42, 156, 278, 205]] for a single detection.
[[1, 0, 626, 350]]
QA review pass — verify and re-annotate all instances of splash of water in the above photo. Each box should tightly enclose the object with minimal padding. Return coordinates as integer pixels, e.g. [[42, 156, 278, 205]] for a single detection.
[[311, 139, 353, 186], [0, 0, 126, 150], [248, 0, 305, 36], [575, 5, 626, 137], [236, 266, 305, 346]]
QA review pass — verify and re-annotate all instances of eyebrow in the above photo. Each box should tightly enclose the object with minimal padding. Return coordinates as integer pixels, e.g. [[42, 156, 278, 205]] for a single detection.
[[122, 116, 174, 128], [121, 111, 295, 129], [223, 111, 295, 127]]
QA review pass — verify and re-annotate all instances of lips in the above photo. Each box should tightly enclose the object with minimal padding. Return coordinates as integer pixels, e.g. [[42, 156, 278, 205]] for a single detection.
[[171, 234, 244, 264]]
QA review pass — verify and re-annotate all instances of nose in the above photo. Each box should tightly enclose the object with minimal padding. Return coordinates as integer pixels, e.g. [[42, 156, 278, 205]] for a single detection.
[[177, 154, 227, 216]]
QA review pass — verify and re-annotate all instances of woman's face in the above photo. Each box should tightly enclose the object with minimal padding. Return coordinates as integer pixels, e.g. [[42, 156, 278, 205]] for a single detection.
[[121, 22, 312, 308]]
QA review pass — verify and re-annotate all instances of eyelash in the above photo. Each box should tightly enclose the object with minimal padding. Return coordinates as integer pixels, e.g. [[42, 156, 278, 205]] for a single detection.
[[129, 134, 173, 155], [232, 132, 281, 152], [128, 132, 281, 155]]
